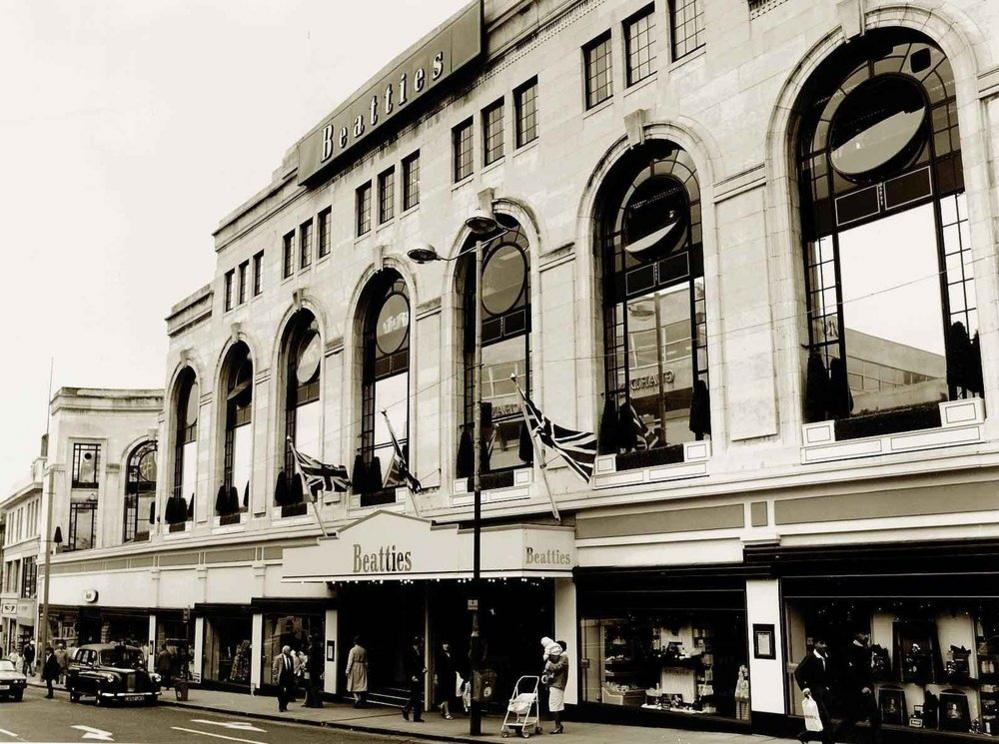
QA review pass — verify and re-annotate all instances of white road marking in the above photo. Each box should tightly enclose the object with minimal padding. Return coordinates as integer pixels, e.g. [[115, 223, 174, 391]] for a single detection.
[[191, 721, 267, 733], [0, 729, 21, 740], [70, 725, 115, 742], [170, 727, 266, 744]]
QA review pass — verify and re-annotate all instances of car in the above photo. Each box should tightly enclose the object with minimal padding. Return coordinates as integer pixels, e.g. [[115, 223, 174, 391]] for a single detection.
[[0, 659, 27, 701], [66, 644, 161, 706]]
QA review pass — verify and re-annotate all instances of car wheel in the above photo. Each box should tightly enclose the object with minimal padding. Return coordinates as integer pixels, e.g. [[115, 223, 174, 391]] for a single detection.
[[94, 692, 104, 707], [70, 691, 80, 703]]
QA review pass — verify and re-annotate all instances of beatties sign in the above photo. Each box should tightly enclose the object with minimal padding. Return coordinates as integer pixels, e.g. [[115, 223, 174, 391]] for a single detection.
[[353, 544, 413, 574], [525, 547, 573, 566], [297, 2, 482, 184]]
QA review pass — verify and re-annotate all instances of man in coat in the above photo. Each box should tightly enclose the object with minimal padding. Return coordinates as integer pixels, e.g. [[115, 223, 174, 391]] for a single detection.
[[41, 646, 60, 698], [401, 635, 426, 722], [21, 640, 35, 677], [345, 636, 368, 708], [156, 646, 174, 689], [303, 635, 324, 708], [840, 632, 882, 744], [272, 645, 296, 712], [794, 637, 835, 744], [54, 642, 70, 685]]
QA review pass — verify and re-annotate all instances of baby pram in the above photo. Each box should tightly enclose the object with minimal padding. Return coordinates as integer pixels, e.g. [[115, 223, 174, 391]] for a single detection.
[[501, 675, 542, 738]]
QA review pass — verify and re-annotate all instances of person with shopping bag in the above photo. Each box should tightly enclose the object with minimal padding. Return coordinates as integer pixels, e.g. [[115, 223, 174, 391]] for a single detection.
[[540, 637, 568, 735], [794, 637, 835, 744]]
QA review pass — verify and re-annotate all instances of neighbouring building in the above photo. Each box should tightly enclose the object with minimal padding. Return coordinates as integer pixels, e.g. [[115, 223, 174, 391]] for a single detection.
[[30, 0, 999, 740]]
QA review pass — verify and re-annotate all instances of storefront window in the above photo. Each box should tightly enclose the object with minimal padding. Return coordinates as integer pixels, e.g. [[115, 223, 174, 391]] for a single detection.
[[580, 611, 748, 719], [785, 598, 999, 736], [203, 615, 253, 687], [262, 613, 323, 686], [282, 311, 322, 507], [220, 343, 252, 516]]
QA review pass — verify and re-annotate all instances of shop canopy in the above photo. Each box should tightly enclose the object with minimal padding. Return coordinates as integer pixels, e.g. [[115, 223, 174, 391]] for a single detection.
[[281, 510, 576, 583]]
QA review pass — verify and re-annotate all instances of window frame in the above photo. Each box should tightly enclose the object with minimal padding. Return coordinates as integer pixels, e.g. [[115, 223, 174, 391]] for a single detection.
[[123, 440, 156, 544], [378, 167, 395, 224], [299, 219, 313, 269], [482, 98, 505, 166], [669, 0, 705, 61], [252, 251, 264, 295], [402, 151, 420, 210], [624, 4, 657, 86], [282, 231, 295, 279], [71, 442, 101, 489], [514, 78, 539, 148], [67, 500, 97, 552], [453, 118, 474, 182], [224, 269, 235, 311], [356, 182, 372, 236], [317, 208, 332, 258], [583, 31, 614, 109], [238, 261, 248, 304]]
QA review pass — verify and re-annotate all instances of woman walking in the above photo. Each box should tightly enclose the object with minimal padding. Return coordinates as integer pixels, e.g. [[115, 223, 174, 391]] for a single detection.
[[541, 638, 568, 735], [344, 636, 368, 708], [435, 640, 459, 719]]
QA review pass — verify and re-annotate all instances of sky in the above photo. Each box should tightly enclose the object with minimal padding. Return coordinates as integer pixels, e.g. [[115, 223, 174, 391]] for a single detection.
[[0, 0, 468, 494]]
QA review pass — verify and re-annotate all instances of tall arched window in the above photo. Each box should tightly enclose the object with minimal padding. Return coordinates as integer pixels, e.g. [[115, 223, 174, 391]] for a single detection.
[[219, 343, 252, 517], [355, 271, 410, 506], [280, 311, 321, 510], [796, 30, 980, 430], [597, 141, 710, 467], [170, 369, 198, 524], [123, 441, 156, 543], [457, 222, 532, 482]]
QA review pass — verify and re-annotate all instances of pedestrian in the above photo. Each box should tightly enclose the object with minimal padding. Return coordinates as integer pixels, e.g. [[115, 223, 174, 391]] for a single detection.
[[41, 646, 60, 698], [54, 642, 70, 685], [345, 636, 368, 708], [435, 640, 458, 720], [156, 645, 174, 689], [272, 645, 296, 712], [8, 647, 21, 671], [22, 640, 35, 677], [793, 637, 835, 744], [840, 631, 882, 744], [304, 635, 324, 708], [541, 639, 568, 735], [402, 635, 425, 722]]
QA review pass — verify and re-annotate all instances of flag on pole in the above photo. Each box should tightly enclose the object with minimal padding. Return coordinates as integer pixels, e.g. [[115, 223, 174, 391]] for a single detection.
[[624, 400, 659, 451], [287, 438, 350, 501], [515, 383, 598, 483], [382, 416, 423, 494]]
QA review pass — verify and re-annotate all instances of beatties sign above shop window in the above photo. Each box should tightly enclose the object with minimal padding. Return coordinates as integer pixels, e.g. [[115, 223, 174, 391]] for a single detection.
[[297, 2, 482, 184]]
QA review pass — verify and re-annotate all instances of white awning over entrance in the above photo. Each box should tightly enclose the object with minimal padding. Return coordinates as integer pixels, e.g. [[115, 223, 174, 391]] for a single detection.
[[281, 510, 576, 583]]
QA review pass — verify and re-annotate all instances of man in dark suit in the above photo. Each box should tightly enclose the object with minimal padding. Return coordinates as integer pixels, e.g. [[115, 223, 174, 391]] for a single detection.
[[402, 635, 425, 722], [272, 645, 296, 712], [840, 632, 882, 744], [794, 637, 835, 744]]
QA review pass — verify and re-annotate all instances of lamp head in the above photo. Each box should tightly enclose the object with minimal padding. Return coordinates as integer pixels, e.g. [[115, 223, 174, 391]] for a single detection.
[[464, 208, 499, 236], [407, 244, 441, 264]]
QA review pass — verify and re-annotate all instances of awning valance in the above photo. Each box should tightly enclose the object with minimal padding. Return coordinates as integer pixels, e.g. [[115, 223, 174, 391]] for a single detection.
[[281, 510, 575, 583]]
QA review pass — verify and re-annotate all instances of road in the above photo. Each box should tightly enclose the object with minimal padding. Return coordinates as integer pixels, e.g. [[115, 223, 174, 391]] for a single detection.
[[0, 687, 411, 744]]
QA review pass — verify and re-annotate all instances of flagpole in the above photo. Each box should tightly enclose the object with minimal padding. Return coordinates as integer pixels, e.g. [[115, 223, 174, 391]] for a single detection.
[[511, 374, 560, 523], [379, 410, 421, 518], [287, 437, 329, 539]]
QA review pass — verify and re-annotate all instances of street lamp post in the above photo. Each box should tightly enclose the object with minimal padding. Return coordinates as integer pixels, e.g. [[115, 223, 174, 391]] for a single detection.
[[408, 209, 507, 737]]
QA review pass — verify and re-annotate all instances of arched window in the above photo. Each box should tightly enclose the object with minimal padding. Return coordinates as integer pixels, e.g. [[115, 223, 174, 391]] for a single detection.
[[170, 369, 198, 524], [219, 343, 252, 517], [354, 272, 410, 506], [597, 141, 710, 467], [457, 222, 532, 481], [796, 30, 980, 429], [280, 311, 321, 510], [123, 441, 156, 543]]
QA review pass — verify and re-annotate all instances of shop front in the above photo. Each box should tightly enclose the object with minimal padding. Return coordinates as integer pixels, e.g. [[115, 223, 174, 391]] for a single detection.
[[252, 598, 329, 694], [575, 566, 752, 732], [196, 604, 254, 691], [282, 510, 575, 707], [749, 539, 999, 742]]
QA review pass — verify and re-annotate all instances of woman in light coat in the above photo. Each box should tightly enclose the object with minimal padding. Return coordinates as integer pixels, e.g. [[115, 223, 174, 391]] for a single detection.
[[345, 636, 368, 708]]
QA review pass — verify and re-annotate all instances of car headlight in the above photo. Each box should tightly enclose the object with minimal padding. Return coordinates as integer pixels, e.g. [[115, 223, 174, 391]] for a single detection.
[[150, 673, 161, 683], [103, 674, 118, 684]]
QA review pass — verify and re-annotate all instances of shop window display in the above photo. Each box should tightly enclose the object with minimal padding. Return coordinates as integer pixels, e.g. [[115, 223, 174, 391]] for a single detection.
[[785, 599, 999, 736], [203, 616, 252, 687], [580, 612, 747, 720], [262, 613, 322, 686]]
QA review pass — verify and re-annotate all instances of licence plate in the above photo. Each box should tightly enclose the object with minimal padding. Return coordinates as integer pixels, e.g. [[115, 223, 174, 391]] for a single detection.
[[124, 694, 145, 702], [0, 684, 8, 690]]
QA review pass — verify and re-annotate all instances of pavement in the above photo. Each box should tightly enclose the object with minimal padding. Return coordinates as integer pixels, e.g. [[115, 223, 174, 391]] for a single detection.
[[24, 677, 796, 744]]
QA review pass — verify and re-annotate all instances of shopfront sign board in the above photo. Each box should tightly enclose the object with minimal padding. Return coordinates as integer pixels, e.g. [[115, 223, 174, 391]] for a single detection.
[[16, 599, 35, 624], [282, 510, 576, 583], [0, 601, 16, 617]]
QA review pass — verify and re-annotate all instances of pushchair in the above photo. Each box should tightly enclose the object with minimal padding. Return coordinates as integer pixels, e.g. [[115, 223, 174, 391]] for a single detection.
[[501, 675, 542, 738]]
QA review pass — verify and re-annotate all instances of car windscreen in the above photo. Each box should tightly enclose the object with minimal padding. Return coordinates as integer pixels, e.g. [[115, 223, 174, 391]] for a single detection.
[[99, 648, 143, 667], [0, 660, 14, 672]]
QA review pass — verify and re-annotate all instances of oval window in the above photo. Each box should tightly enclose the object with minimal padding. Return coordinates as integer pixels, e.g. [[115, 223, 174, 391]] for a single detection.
[[622, 177, 688, 261], [376, 293, 409, 354], [830, 75, 927, 180], [296, 332, 321, 386], [138, 449, 157, 483], [184, 381, 200, 427], [482, 244, 527, 316]]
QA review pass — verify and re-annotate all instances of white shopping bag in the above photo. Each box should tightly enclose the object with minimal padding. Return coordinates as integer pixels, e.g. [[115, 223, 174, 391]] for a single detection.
[[803, 695, 824, 732]]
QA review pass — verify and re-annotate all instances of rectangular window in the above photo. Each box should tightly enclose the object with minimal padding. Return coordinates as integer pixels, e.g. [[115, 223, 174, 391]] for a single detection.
[[317, 208, 332, 257], [71, 443, 100, 488], [482, 99, 505, 166], [237, 261, 248, 304], [300, 219, 313, 269], [356, 182, 372, 236], [224, 270, 234, 311], [584, 32, 614, 109], [402, 151, 420, 210], [68, 501, 97, 552], [453, 118, 474, 182], [671, 0, 705, 60], [514, 78, 539, 148], [252, 251, 263, 295], [378, 167, 395, 223], [282, 232, 294, 278], [625, 5, 656, 85], [20, 556, 35, 599]]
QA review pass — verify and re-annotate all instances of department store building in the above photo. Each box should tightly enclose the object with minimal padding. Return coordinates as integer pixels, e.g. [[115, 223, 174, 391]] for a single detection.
[[36, 0, 999, 739]]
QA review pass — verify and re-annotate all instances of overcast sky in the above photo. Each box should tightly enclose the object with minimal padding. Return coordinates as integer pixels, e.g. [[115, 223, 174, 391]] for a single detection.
[[0, 0, 467, 494]]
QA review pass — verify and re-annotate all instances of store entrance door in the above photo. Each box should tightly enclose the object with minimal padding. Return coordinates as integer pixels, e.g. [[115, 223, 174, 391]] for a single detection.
[[340, 583, 425, 706]]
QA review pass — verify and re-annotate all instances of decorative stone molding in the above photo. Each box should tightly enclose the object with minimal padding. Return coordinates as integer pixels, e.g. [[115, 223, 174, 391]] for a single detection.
[[451, 467, 533, 506], [229, 322, 242, 346], [592, 441, 711, 490], [836, 0, 865, 40], [624, 108, 648, 148]]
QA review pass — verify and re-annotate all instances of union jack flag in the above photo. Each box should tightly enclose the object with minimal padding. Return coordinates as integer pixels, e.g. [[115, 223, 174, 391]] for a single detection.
[[385, 430, 423, 494], [624, 400, 660, 451], [516, 385, 598, 483], [288, 438, 350, 500]]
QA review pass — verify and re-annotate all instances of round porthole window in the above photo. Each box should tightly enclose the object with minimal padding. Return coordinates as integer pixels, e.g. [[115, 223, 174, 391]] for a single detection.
[[481, 243, 527, 316], [829, 75, 927, 181], [376, 293, 409, 354], [295, 332, 321, 386], [622, 177, 689, 261]]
